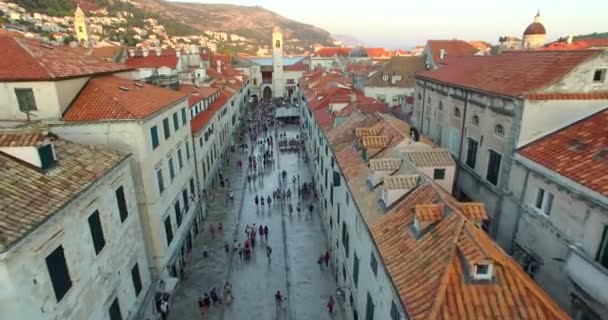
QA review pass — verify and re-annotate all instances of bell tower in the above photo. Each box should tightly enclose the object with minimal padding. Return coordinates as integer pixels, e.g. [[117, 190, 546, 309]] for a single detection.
[[272, 26, 285, 98], [74, 4, 90, 47]]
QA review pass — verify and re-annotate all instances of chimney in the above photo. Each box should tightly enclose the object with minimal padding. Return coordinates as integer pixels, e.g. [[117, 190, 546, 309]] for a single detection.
[[439, 49, 447, 60], [350, 92, 357, 103], [142, 48, 149, 57], [217, 59, 222, 74], [566, 35, 573, 44], [155, 47, 161, 56], [128, 48, 135, 57], [176, 49, 181, 58]]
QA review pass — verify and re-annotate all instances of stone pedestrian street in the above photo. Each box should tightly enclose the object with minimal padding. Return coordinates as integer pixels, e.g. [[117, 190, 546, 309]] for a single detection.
[[169, 124, 346, 320]]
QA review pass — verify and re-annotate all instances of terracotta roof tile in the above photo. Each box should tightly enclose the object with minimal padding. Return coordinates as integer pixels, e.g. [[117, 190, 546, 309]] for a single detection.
[[355, 127, 381, 137], [0, 131, 127, 252], [64, 75, 187, 121], [525, 92, 608, 100], [312, 47, 351, 57], [369, 158, 402, 171], [457, 202, 488, 221], [177, 84, 219, 107], [0, 35, 132, 81], [404, 149, 455, 167], [0, 131, 47, 147], [361, 135, 390, 149], [366, 56, 425, 88], [370, 182, 571, 320], [518, 108, 608, 196], [427, 40, 478, 64], [125, 52, 178, 69], [190, 90, 230, 133], [417, 50, 601, 97], [384, 174, 418, 190]]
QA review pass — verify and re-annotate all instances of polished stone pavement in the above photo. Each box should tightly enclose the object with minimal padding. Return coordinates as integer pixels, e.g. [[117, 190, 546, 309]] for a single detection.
[[169, 124, 345, 320]]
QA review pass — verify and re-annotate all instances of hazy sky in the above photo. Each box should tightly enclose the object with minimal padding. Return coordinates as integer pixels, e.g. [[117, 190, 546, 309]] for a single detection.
[[169, 0, 608, 49]]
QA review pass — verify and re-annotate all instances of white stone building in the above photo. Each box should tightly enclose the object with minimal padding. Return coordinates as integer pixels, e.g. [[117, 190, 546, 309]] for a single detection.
[[295, 72, 570, 320], [363, 56, 425, 114], [506, 108, 608, 319], [0, 130, 154, 320], [55, 76, 200, 287]]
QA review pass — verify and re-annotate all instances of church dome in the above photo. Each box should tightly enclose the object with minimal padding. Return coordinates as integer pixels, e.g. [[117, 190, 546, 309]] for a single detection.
[[350, 46, 368, 58], [523, 11, 546, 35], [524, 23, 546, 35]]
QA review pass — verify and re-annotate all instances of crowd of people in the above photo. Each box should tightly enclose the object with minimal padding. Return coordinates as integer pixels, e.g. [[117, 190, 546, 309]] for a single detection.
[[190, 98, 337, 319]]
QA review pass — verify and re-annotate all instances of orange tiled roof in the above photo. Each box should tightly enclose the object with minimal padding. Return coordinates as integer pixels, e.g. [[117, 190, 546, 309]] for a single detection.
[[190, 90, 230, 133], [417, 50, 601, 97], [312, 47, 351, 57], [458, 202, 488, 221], [0, 35, 132, 81], [370, 182, 571, 320], [518, 108, 608, 196], [355, 127, 381, 137], [125, 51, 178, 69], [525, 92, 608, 100], [426, 40, 477, 64], [177, 84, 219, 107], [0, 131, 48, 147], [361, 135, 390, 149], [64, 75, 187, 121]]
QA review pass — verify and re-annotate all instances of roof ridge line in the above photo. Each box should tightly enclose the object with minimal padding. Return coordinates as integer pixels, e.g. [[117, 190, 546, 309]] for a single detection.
[[425, 215, 466, 320], [91, 76, 139, 118]]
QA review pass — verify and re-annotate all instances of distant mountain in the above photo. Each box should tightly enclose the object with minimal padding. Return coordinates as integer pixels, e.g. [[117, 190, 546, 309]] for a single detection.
[[573, 32, 608, 40], [13, 0, 335, 52], [333, 34, 366, 47]]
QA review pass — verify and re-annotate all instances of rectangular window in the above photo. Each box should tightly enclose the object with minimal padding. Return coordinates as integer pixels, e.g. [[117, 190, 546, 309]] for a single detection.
[[131, 263, 142, 296], [115, 186, 128, 222], [190, 178, 195, 197], [177, 149, 184, 169], [156, 168, 165, 194], [593, 69, 607, 83], [164, 216, 173, 246], [45, 245, 72, 302], [534, 188, 553, 215], [163, 118, 171, 140], [174, 201, 182, 227], [186, 140, 191, 159], [433, 168, 446, 180], [183, 189, 189, 211], [181, 108, 187, 125], [342, 222, 349, 257], [353, 252, 360, 287], [596, 226, 608, 269], [390, 301, 400, 320], [330, 187, 334, 206], [486, 150, 502, 186], [88, 210, 106, 255], [370, 252, 378, 277], [150, 126, 159, 150], [108, 298, 123, 320], [365, 292, 375, 320], [173, 112, 179, 131], [14, 88, 37, 112], [466, 138, 478, 169], [169, 157, 175, 180]]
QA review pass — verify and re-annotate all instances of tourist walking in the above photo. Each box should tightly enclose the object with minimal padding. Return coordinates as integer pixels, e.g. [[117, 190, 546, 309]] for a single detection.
[[263, 225, 269, 241], [266, 245, 272, 262]]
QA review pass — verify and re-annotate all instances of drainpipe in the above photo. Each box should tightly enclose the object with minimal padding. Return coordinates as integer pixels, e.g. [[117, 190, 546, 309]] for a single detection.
[[452, 91, 468, 196], [510, 162, 530, 253], [419, 80, 427, 131]]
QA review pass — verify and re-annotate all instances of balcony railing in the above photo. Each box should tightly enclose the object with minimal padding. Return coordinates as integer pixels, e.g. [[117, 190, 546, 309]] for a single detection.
[[565, 245, 608, 309]]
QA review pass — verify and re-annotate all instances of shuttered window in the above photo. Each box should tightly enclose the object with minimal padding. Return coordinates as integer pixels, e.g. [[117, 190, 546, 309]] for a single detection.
[[163, 118, 171, 140], [115, 186, 128, 222], [131, 263, 142, 296], [181, 108, 187, 125], [150, 126, 159, 149], [45, 245, 72, 302], [175, 201, 182, 227], [88, 210, 106, 255], [353, 252, 360, 287], [164, 216, 173, 246], [365, 292, 375, 320], [108, 298, 123, 320], [15, 88, 37, 112], [173, 112, 179, 131]]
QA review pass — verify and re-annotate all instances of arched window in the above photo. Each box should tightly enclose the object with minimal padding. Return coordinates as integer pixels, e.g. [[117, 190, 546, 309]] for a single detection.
[[495, 124, 505, 137], [454, 107, 461, 118], [275, 40, 281, 48], [438, 101, 443, 110], [472, 115, 479, 126]]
